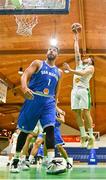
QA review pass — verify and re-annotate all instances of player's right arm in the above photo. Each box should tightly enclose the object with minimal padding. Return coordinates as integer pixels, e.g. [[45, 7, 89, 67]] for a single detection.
[[21, 60, 41, 99], [74, 33, 82, 67]]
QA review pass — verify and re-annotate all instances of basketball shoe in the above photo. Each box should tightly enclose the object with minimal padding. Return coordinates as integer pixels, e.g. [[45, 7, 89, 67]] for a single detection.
[[10, 158, 21, 173], [87, 136, 95, 149], [81, 135, 89, 148], [46, 159, 66, 175]]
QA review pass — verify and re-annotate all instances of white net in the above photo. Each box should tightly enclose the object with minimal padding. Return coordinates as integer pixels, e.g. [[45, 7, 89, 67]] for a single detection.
[[15, 15, 38, 36]]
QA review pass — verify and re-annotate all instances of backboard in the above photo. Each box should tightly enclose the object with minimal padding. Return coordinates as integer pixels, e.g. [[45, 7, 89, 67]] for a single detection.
[[0, 0, 70, 14]]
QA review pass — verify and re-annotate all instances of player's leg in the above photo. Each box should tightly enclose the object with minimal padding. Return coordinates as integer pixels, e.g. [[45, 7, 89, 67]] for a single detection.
[[21, 133, 33, 157], [20, 133, 34, 170], [71, 88, 89, 147], [10, 131, 28, 172], [80, 88, 95, 148], [83, 109, 95, 149], [42, 132, 48, 165], [10, 99, 40, 172], [57, 144, 72, 169], [54, 127, 72, 169], [7, 153, 14, 166], [41, 99, 66, 174], [40, 99, 56, 163], [43, 126, 55, 163], [36, 144, 44, 164], [44, 126, 67, 174], [29, 134, 43, 164], [10, 96, 41, 172]]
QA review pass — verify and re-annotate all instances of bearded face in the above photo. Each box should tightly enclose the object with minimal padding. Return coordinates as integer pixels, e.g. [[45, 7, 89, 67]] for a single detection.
[[47, 53, 56, 61], [47, 47, 58, 61]]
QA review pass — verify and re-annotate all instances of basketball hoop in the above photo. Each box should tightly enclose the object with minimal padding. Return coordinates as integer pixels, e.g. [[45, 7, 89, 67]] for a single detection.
[[14, 15, 38, 36]]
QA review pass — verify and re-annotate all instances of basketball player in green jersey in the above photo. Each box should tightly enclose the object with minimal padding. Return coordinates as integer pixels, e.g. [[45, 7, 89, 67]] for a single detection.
[[63, 24, 95, 149]]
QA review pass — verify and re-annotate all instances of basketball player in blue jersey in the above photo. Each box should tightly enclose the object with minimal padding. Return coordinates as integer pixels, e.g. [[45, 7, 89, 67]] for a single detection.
[[10, 46, 66, 174]]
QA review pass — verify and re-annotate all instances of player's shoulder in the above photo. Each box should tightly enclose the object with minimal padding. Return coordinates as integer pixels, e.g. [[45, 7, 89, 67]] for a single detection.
[[32, 59, 42, 65], [30, 60, 43, 68]]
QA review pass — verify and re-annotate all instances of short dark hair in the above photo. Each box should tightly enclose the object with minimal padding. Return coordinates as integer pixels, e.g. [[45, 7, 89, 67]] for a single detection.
[[81, 54, 95, 66], [89, 55, 95, 66], [49, 46, 59, 54]]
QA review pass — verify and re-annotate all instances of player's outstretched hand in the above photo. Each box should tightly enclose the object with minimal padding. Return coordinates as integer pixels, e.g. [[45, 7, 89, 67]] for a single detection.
[[63, 62, 71, 73]]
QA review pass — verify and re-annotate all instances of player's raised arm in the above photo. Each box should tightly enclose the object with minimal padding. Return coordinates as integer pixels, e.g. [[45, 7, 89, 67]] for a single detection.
[[71, 23, 82, 67]]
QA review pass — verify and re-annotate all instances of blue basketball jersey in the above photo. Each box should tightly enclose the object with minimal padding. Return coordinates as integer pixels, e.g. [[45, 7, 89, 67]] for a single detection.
[[29, 61, 60, 97], [55, 119, 61, 128]]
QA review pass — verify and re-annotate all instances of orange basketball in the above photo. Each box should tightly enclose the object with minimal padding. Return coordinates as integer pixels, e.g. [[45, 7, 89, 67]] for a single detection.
[[71, 23, 82, 33]]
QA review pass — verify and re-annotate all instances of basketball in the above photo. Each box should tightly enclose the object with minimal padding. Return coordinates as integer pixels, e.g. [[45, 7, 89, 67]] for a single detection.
[[71, 23, 82, 33]]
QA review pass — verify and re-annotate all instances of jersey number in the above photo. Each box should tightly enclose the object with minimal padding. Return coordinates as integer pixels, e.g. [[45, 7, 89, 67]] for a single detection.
[[48, 79, 51, 86]]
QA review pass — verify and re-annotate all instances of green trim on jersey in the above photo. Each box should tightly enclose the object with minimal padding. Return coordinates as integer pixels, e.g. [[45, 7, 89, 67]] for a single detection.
[[87, 88, 91, 109], [33, 91, 54, 98]]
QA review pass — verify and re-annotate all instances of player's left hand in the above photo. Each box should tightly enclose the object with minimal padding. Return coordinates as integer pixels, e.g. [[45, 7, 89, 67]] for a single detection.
[[63, 62, 71, 72], [61, 110, 65, 116], [22, 87, 34, 100]]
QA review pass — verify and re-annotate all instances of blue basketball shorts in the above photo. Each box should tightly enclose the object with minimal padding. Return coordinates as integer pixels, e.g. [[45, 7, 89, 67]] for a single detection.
[[37, 144, 44, 157], [17, 94, 56, 133], [54, 127, 64, 147], [37, 133, 43, 139]]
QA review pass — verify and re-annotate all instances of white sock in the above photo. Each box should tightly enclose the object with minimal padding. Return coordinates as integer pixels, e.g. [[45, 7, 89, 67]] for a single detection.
[[43, 156, 47, 161], [14, 152, 20, 159], [47, 151, 55, 163], [88, 128, 94, 137], [66, 158, 69, 163], [21, 155, 26, 161], [7, 160, 11, 163], [29, 155, 34, 162], [79, 126, 87, 137]]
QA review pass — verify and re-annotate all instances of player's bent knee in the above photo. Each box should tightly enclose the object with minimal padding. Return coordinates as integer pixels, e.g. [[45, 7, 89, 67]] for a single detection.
[[35, 139, 43, 148], [44, 126, 54, 149], [27, 134, 33, 141]]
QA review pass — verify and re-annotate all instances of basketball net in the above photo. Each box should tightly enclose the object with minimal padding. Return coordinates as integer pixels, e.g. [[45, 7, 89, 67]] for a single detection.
[[14, 15, 38, 36]]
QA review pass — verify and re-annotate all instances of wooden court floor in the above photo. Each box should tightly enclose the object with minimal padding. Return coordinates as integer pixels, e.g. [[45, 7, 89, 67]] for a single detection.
[[0, 164, 106, 179]]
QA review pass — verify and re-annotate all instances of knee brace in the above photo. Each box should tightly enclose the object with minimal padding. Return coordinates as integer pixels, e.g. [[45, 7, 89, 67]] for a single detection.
[[44, 126, 54, 150], [16, 131, 28, 152]]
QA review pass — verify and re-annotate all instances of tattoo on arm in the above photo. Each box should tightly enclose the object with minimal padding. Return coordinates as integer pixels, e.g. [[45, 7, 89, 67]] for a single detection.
[[75, 54, 81, 62], [76, 55, 80, 61]]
